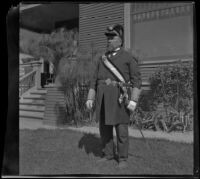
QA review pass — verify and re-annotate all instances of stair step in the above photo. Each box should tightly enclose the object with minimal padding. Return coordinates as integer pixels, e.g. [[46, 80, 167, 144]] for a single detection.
[[20, 117, 43, 122], [27, 93, 46, 98], [23, 96, 46, 100], [20, 101, 45, 106], [30, 90, 47, 95], [20, 111, 44, 119], [20, 105, 45, 112], [37, 88, 47, 90], [20, 98, 45, 104]]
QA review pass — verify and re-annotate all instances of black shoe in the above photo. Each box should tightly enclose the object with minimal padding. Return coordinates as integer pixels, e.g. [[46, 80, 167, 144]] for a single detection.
[[118, 160, 128, 169]]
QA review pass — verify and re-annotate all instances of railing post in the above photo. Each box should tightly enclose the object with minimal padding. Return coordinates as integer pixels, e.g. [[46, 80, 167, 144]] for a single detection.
[[32, 62, 42, 89]]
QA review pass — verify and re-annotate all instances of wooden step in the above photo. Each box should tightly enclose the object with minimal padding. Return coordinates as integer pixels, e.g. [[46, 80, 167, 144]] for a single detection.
[[20, 117, 43, 122], [37, 87, 47, 90], [30, 90, 47, 95], [19, 111, 44, 119], [23, 96, 46, 100], [27, 93, 46, 98], [20, 105, 45, 112], [20, 98, 45, 104], [141, 86, 150, 91], [19, 101, 45, 106]]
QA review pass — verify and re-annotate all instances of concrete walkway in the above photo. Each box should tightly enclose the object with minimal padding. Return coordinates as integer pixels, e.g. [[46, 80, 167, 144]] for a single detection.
[[20, 118, 193, 144]]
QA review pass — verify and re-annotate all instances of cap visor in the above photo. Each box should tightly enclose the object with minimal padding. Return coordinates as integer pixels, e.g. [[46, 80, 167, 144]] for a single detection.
[[104, 32, 117, 36]]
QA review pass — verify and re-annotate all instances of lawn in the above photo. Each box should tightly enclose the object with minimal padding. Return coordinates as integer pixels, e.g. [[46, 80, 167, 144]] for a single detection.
[[19, 128, 193, 176]]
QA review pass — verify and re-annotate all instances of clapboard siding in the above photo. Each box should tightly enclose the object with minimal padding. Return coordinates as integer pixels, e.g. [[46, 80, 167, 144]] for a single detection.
[[80, 10, 124, 17], [138, 58, 193, 90], [80, 3, 124, 13], [79, 3, 124, 51]]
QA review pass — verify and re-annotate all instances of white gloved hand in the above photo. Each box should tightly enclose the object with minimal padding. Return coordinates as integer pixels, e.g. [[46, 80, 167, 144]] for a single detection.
[[127, 100, 137, 112], [86, 100, 94, 110]]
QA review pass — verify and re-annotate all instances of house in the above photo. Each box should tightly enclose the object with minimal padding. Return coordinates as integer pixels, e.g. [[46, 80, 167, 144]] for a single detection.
[[79, 3, 193, 57], [20, 2, 194, 87], [19, 2, 194, 126], [79, 2, 194, 90]]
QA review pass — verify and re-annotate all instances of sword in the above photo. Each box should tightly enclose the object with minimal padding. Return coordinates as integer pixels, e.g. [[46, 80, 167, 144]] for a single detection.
[[130, 111, 145, 138], [130, 110, 153, 155], [118, 82, 133, 106]]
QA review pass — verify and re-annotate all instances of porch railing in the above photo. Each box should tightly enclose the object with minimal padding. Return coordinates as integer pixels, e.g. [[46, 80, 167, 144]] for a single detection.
[[19, 61, 42, 96], [19, 70, 37, 96]]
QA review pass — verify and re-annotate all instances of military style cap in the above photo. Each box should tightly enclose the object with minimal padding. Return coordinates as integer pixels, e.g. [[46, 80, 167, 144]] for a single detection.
[[104, 24, 124, 40]]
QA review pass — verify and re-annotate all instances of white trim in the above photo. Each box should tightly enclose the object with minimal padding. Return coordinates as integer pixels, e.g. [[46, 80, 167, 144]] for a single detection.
[[139, 58, 193, 65], [124, 3, 131, 50], [20, 4, 41, 11]]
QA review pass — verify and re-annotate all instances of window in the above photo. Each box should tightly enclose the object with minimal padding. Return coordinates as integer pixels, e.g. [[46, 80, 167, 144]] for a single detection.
[[130, 3, 193, 61]]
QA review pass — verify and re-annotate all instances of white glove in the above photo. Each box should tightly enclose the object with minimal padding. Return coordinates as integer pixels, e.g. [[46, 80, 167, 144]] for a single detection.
[[86, 100, 94, 110], [127, 100, 137, 112]]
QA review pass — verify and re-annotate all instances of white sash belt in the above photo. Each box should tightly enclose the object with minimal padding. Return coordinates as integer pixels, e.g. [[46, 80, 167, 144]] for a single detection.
[[102, 54, 125, 83]]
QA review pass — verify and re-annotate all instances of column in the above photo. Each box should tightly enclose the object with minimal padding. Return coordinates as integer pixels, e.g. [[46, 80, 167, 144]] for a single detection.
[[32, 62, 42, 89], [124, 3, 131, 50]]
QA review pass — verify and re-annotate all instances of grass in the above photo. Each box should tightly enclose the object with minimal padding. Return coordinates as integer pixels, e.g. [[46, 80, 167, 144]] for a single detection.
[[19, 128, 193, 176]]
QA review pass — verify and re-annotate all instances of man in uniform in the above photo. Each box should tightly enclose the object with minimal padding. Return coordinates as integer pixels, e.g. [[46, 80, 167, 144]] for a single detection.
[[86, 24, 142, 169]]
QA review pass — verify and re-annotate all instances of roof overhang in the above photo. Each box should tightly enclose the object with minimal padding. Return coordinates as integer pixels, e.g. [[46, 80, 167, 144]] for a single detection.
[[20, 3, 79, 33]]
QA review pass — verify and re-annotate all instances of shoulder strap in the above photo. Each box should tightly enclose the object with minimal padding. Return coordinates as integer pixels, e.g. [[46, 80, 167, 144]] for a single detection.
[[102, 54, 126, 83]]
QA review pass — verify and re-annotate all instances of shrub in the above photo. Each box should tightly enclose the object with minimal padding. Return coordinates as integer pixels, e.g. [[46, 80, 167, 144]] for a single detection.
[[150, 60, 193, 113], [38, 27, 79, 79], [136, 60, 193, 131]]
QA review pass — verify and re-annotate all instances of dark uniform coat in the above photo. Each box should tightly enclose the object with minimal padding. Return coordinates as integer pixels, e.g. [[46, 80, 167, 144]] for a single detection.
[[88, 48, 142, 125]]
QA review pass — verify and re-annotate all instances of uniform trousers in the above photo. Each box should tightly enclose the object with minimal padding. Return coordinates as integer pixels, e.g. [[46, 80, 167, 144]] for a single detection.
[[99, 96, 129, 161]]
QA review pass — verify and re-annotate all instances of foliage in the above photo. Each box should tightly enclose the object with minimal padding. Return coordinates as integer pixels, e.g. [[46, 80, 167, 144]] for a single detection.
[[134, 60, 193, 131], [58, 47, 102, 126], [149, 60, 193, 114], [37, 28, 79, 77], [20, 29, 43, 59]]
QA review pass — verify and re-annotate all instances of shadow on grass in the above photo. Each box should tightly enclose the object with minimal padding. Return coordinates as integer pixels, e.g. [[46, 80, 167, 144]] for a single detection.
[[78, 133, 102, 157], [78, 133, 148, 160]]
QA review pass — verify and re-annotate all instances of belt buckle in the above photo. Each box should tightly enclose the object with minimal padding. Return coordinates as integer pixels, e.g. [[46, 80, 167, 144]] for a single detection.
[[105, 78, 111, 85]]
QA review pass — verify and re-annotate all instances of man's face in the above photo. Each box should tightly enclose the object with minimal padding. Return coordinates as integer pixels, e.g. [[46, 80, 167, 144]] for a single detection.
[[106, 35, 122, 51]]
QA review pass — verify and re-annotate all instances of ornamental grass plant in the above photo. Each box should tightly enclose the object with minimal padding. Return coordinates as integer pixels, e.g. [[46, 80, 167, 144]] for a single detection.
[[51, 31, 104, 126], [58, 53, 100, 127]]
